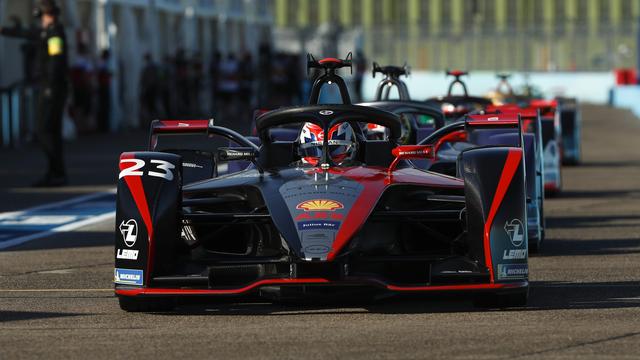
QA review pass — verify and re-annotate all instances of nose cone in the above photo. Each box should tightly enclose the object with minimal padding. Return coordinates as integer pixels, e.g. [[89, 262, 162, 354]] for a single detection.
[[279, 177, 363, 261]]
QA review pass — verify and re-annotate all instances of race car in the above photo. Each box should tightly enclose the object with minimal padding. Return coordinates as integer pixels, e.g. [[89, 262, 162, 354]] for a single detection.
[[485, 105, 547, 250], [424, 70, 492, 123], [488, 75, 580, 166], [361, 62, 445, 143], [485, 73, 516, 105], [555, 97, 581, 165], [529, 99, 563, 195], [414, 110, 545, 251], [114, 56, 529, 311], [359, 101, 445, 144]]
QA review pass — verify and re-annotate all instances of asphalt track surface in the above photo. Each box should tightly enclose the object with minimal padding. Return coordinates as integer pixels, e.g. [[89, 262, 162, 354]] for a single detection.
[[1, 104, 640, 359]]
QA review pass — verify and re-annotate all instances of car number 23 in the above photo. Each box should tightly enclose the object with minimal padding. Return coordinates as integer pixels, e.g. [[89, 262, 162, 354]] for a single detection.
[[119, 158, 175, 181]]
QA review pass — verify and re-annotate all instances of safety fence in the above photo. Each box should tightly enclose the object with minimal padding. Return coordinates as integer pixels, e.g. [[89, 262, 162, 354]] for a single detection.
[[362, 23, 639, 72]]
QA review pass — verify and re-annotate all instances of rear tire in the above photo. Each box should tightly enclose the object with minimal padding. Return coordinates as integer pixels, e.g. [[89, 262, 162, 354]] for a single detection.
[[118, 296, 176, 312], [473, 288, 528, 309]]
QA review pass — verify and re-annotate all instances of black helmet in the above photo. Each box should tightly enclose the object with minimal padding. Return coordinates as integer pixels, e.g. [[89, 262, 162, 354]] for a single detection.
[[33, 0, 60, 18]]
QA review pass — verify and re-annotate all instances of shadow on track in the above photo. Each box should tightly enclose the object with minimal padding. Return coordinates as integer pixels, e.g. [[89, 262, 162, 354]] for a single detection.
[[149, 280, 640, 316], [557, 189, 640, 199], [0, 310, 85, 323], [538, 213, 640, 256], [573, 160, 640, 168], [546, 214, 640, 228], [2, 230, 113, 252], [536, 237, 640, 257]]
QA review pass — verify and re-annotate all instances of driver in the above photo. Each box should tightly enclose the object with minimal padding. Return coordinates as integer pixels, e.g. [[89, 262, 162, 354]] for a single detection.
[[298, 122, 358, 166]]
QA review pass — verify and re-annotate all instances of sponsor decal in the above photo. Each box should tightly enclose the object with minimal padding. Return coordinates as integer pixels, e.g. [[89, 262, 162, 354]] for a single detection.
[[304, 244, 331, 254], [504, 218, 524, 247], [319, 110, 334, 116], [497, 264, 528, 280], [503, 249, 527, 260], [296, 199, 344, 212], [119, 158, 175, 181], [114, 268, 144, 285], [119, 219, 138, 247], [116, 248, 139, 260], [183, 162, 204, 169], [295, 212, 343, 221], [297, 221, 340, 231], [220, 149, 256, 159]]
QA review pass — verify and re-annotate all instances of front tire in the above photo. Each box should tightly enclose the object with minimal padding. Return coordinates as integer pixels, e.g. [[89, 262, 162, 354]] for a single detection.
[[118, 296, 176, 312]]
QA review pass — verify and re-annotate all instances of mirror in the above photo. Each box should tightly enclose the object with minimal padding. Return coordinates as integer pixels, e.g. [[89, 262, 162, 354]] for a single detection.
[[388, 145, 434, 173]]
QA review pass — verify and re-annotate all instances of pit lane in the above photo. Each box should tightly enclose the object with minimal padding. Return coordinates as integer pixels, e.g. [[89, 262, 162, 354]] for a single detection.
[[1, 104, 639, 359]]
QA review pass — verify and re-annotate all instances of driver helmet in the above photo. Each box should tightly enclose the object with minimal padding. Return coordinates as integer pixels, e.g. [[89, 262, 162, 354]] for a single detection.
[[298, 122, 357, 166], [365, 123, 388, 140]]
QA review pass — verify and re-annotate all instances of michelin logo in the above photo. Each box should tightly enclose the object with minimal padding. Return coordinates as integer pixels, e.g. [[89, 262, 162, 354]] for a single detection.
[[114, 268, 144, 286], [497, 264, 528, 280]]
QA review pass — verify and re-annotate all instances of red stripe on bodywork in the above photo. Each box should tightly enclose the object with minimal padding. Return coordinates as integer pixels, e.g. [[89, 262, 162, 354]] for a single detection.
[[483, 149, 522, 283], [115, 278, 527, 296], [325, 167, 463, 261], [119, 153, 154, 284], [327, 171, 387, 261]]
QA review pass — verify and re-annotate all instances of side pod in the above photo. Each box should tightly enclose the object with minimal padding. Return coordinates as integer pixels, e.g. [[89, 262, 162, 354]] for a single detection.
[[458, 147, 528, 284], [115, 152, 182, 288]]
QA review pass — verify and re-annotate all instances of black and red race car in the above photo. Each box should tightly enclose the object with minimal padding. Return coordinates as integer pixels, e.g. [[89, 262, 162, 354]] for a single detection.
[[528, 99, 563, 194], [414, 109, 546, 252], [425, 70, 492, 123], [114, 56, 529, 311], [361, 62, 445, 144]]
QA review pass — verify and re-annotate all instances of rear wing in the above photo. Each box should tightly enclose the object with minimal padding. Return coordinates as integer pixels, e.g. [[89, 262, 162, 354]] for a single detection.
[[465, 113, 524, 150], [482, 105, 543, 146], [148, 119, 260, 182], [446, 70, 469, 97], [372, 62, 411, 101], [307, 53, 353, 105], [149, 119, 258, 152], [529, 99, 557, 117]]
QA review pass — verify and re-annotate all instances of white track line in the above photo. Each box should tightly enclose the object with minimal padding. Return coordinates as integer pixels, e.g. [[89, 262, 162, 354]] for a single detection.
[[0, 189, 116, 220], [0, 190, 117, 250], [0, 211, 115, 250]]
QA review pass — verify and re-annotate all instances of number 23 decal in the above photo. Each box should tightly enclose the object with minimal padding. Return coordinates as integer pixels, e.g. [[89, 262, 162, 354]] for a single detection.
[[119, 159, 175, 181]]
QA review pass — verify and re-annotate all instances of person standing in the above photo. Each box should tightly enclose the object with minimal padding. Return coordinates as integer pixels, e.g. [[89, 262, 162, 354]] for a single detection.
[[217, 53, 240, 120], [139, 53, 159, 128], [96, 49, 112, 133], [354, 50, 367, 102], [238, 52, 254, 128], [0, 0, 69, 186], [209, 51, 221, 116]]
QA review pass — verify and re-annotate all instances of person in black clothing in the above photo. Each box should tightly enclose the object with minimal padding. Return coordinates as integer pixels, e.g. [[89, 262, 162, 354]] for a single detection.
[[96, 49, 112, 133], [353, 50, 367, 102], [0, 0, 69, 186]]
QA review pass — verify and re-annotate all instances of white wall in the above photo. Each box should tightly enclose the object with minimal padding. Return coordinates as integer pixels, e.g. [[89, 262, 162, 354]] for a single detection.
[[362, 71, 617, 104]]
